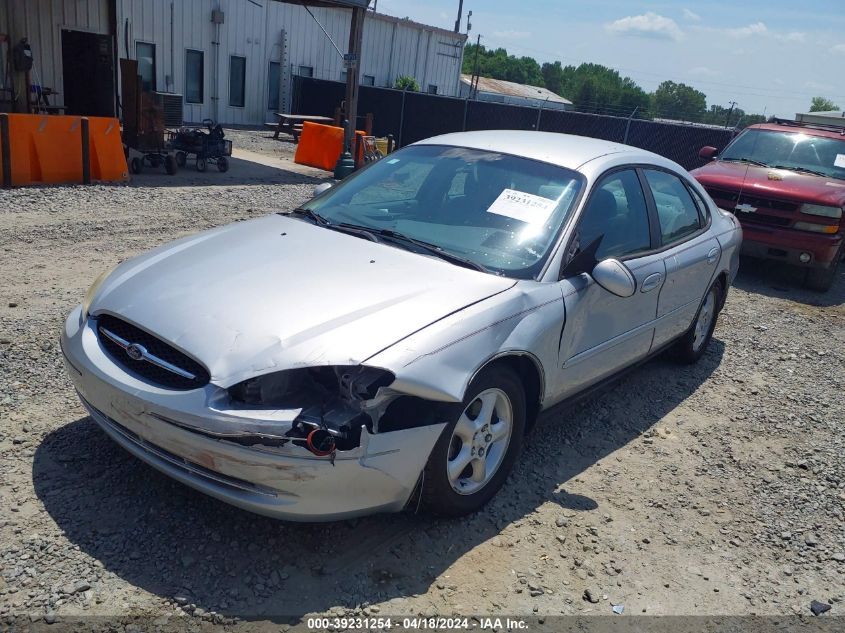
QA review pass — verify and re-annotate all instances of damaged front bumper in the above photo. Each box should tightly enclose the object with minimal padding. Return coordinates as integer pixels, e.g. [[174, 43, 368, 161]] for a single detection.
[[60, 306, 445, 521]]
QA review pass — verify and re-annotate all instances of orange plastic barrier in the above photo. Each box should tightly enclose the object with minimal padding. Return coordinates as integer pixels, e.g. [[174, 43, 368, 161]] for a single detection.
[[6, 114, 83, 186], [0, 113, 127, 187], [87, 116, 129, 182], [294, 121, 365, 171]]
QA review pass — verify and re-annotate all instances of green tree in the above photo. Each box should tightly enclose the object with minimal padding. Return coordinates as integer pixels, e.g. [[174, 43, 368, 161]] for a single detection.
[[541, 61, 565, 96], [651, 81, 707, 121], [462, 44, 543, 87], [394, 75, 420, 91], [810, 96, 839, 112], [459, 43, 768, 125]]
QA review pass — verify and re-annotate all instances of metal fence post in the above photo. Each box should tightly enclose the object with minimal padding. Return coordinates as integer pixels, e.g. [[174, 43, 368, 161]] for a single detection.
[[81, 118, 91, 185], [463, 97, 469, 132], [623, 106, 638, 144], [397, 89, 406, 148], [535, 97, 549, 131], [0, 114, 11, 189]]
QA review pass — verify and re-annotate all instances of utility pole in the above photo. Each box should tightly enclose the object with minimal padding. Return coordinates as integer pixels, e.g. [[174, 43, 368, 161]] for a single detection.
[[454, 0, 464, 33], [725, 101, 737, 128], [471, 34, 482, 98]]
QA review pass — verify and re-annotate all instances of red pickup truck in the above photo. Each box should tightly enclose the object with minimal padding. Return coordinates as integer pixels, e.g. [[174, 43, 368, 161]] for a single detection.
[[691, 119, 845, 291]]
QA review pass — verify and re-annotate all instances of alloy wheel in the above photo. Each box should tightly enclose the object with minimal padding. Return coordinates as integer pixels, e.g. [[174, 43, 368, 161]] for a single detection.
[[447, 388, 513, 495]]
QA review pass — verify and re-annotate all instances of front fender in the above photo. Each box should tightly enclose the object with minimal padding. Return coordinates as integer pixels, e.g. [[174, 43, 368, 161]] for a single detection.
[[365, 282, 564, 405]]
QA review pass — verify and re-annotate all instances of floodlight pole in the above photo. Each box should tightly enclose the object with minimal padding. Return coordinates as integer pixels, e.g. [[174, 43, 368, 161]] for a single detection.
[[334, 5, 365, 179]]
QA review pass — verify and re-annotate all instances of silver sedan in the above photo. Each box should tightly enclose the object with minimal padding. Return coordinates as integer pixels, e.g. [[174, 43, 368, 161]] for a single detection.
[[61, 131, 741, 521]]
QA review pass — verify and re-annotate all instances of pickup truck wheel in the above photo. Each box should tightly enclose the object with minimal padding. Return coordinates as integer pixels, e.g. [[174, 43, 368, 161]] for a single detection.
[[420, 366, 525, 516], [673, 279, 723, 364], [803, 247, 842, 292]]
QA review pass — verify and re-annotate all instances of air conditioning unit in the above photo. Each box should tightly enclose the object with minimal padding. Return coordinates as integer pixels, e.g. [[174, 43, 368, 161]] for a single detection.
[[152, 92, 183, 128]]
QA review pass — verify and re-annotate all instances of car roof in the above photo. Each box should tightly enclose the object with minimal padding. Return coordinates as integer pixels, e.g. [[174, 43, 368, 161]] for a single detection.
[[747, 122, 845, 141], [413, 130, 667, 171]]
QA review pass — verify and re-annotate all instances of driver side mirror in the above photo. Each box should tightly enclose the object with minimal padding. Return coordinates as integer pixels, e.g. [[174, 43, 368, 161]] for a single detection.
[[313, 182, 333, 197], [699, 146, 719, 160], [591, 259, 636, 298]]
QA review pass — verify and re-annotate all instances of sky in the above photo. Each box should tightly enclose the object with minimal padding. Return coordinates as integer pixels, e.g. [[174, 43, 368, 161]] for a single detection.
[[374, 0, 845, 118]]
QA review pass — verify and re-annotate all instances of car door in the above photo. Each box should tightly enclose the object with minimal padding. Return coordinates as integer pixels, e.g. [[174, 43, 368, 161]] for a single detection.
[[642, 168, 721, 349], [556, 168, 666, 399]]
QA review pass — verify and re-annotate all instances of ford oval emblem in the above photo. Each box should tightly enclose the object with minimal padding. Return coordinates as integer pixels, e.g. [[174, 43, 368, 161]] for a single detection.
[[125, 343, 145, 361]]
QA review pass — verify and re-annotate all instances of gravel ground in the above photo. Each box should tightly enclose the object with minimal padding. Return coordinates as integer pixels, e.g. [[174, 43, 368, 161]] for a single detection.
[[1, 132, 844, 628]]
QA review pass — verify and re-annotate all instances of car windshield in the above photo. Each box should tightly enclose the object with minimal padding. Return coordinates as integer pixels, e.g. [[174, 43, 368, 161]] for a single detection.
[[299, 144, 584, 279], [720, 129, 845, 180]]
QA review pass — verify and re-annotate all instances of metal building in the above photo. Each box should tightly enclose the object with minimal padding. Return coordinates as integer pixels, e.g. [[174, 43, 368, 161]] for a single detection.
[[459, 74, 572, 111], [0, 0, 466, 125]]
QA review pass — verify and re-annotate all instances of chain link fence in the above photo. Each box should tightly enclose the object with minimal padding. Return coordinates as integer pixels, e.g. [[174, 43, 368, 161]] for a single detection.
[[292, 77, 737, 170]]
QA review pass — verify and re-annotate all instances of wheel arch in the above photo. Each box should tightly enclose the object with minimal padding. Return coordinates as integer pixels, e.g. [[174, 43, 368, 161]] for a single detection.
[[468, 351, 545, 434]]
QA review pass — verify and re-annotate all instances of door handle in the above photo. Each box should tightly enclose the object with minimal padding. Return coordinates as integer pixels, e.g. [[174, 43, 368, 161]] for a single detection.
[[707, 247, 720, 264], [641, 272, 663, 292]]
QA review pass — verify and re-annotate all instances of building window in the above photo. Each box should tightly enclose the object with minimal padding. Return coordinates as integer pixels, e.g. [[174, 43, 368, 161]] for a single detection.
[[229, 56, 246, 107], [136, 42, 156, 92], [185, 50, 204, 104], [362, 74, 375, 86], [427, 84, 438, 95], [297, 65, 313, 78], [268, 61, 281, 111]]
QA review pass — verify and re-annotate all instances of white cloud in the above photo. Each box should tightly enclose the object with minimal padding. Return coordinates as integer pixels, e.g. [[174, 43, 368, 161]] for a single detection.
[[606, 12, 683, 41], [804, 80, 835, 92], [688, 66, 720, 77], [682, 8, 701, 22], [832, 43, 845, 54], [781, 32, 806, 42], [727, 22, 767, 38], [492, 30, 531, 40]]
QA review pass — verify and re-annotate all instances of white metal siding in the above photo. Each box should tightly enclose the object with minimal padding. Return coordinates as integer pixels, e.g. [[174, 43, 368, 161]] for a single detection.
[[117, 2, 465, 125], [2, 0, 465, 125], [2, 0, 110, 110]]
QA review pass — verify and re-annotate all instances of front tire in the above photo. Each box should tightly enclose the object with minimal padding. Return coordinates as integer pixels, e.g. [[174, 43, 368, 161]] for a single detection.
[[803, 246, 842, 292], [673, 279, 723, 364], [420, 366, 525, 516]]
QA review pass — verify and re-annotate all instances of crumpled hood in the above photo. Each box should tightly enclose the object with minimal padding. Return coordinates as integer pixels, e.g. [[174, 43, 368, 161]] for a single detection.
[[692, 161, 845, 207], [90, 214, 515, 386]]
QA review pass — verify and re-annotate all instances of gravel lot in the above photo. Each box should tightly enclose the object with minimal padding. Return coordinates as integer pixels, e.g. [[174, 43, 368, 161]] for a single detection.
[[1, 130, 844, 628]]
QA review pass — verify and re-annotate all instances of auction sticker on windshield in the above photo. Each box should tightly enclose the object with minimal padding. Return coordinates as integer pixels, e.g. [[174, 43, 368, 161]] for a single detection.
[[834, 154, 845, 169], [487, 188, 557, 225]]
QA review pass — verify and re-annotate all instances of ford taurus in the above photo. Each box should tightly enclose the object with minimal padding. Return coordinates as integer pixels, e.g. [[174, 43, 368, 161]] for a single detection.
[[61, 131, 741, 521]]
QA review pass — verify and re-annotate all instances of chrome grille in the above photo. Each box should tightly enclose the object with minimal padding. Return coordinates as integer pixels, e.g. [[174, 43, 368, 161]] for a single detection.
[[95, 314, 210, 390], [706, 188, 796, 227]]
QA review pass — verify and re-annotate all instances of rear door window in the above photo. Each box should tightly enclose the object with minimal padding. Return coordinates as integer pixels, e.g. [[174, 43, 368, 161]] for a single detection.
[[644, 169, 702, 245]]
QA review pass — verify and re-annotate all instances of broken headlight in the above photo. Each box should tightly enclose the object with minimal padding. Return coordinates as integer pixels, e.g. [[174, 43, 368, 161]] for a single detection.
[[228, 366, 395, 451], [228, 366, 395, 408]]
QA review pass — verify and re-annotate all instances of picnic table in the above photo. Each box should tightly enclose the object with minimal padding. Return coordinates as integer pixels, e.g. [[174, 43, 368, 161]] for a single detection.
[[266, 113, 334, 141]]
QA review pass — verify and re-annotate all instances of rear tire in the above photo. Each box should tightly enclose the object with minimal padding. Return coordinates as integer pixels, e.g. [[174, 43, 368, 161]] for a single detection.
[[165, 155, 177, 175], [175, 151, 187, 167], [673, 279, 723, 364], [217, 157, 229, 172], [196, 157, 207, 172], [420, 365, 525, 516], [129, 156, 142, 174]]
